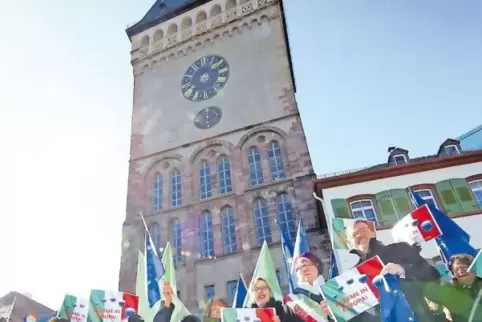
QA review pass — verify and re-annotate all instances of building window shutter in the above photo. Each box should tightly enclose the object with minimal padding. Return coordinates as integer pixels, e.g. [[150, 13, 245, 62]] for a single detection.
[[435, 180, 462, 216], [450, 178, 481, 212], [389, 189, 412, 216], [375, 191, 398, 226], [331, 199, 350, 218]]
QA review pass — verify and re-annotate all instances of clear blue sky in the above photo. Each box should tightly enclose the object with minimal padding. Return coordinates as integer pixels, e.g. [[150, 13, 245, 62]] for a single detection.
[[0, 0, 481, 309]]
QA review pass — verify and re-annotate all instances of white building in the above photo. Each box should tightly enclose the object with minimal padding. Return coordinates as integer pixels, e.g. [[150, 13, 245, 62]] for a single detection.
[[314, 139, 482, 272]]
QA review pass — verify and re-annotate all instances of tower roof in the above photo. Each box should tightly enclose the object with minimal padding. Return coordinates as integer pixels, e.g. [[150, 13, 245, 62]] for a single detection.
[[126, 0, 211, 39]]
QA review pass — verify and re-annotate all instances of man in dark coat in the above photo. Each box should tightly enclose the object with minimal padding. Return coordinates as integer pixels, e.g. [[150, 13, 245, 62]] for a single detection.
[[344, 219, 441, 322]]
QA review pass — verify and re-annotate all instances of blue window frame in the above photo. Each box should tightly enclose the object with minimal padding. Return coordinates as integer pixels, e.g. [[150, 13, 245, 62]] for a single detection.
[[267, 141, 286, 180], [248, 147, 263, 186], [253, 198, 272, 245], [200, 160, 212, 200], [170, 169, 182, 207], [350, 200, 378, 223], [200, 211, 214, 258], [276, 194, 296, 240], [205, 285, 215, 300], [217, 155, 232, 194], [227, 280, 237, 303], [170, 219, 182, 265], [152, 174, 163, 211], [221, 206, 237, 254]]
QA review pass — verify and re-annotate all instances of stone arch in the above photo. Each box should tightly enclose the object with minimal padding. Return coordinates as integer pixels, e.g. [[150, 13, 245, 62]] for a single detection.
[[189, 140, 235, 162], [250, 18, 260, 26], [145, 154, 183, 182], [222, 30, 230, 38], [167, 23, 178, 36], [153, 29, 164, 42], [196, 10, 207, 23], [210, 4, 222, 16], [141, 64, 150, 73], [140, 35, 150, 46], [236, 126, 287, 149], [181, 17, 193, 30], [260, 14, 269, 23]]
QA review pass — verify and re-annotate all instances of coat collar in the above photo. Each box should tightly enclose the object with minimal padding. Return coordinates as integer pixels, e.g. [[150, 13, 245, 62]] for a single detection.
[[349, 237, 384, 260], [297, 275, 325, 295]]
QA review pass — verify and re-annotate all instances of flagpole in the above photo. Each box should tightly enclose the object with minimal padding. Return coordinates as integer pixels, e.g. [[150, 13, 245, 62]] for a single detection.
[[312, 192, 344, 275]]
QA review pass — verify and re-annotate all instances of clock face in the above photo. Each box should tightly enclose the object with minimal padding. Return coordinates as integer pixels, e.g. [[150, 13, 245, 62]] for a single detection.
[[181, 55, 230, 102], [194, 106, 222, 130]]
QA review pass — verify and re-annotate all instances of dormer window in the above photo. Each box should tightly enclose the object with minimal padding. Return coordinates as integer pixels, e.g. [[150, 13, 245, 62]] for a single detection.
[[393, 154, 407, 164], [444, 145, 460, 156]]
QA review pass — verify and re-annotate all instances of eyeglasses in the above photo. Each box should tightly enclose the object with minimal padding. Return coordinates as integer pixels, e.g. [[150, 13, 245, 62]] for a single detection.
[[252, 285, 268, 293], [295, 262, 314, 272], [351, 227, 369, 238]]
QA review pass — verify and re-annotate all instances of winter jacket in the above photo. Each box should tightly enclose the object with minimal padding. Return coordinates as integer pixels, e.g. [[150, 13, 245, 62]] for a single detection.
[[425, 277, 482, 322], [349, 238, 441, 322], [251, 298, 303, 322]]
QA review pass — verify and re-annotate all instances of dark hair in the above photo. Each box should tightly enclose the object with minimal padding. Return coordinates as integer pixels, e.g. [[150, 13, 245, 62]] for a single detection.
[[182, 315, 201, 322], [294, 252, 323, 273], [128, 315, 144, 322], [449, 254, 474, 273]]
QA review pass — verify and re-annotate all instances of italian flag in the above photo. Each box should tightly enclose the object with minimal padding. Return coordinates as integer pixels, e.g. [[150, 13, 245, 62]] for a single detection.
[[469, 248, 482, 278], [88, 290, 138, 322], [320, 256, 384, 322], [221, 308, 275, 322], [283, 294, 327, 322], [57, 295, 89, 322]]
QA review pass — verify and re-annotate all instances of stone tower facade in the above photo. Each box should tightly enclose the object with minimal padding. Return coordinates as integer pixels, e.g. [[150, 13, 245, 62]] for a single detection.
[[119, 0, 329, 312]]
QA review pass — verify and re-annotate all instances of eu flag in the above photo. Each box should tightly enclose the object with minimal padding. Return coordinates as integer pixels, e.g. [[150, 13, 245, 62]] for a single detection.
[[373, 274, 417, 322], [276, 221, 297, 292], [408, 189, 477, 258], [145, 234, 165, 307]]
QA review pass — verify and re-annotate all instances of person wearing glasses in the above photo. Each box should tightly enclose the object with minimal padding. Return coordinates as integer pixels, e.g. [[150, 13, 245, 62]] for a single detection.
[[341, 219, 440, 322], [425, 254, 482, 322], [249, 277, 303, 322]]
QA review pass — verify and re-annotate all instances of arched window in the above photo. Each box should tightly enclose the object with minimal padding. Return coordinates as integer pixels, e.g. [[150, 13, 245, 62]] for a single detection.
[[276, 194, 296, 240], [200, 211, 214, 258], [248, 147, 263, 186], [170, 219, 182, 265], [253, 199, 271, 245], [267, 141, 286, 180], [200, 160, 212, 200], [152, 174, 163, 212], [170, 169, 182, 207], [221, 206, 237, 254], [217, 155, 232, 194], [149, 222, 161, 250]]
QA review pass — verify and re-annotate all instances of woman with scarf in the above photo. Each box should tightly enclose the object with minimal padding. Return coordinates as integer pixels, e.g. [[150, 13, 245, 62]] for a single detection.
[[249, 277, 303, 322]]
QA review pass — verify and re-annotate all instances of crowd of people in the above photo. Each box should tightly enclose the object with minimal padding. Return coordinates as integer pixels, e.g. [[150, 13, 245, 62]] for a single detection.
[[128, 219, 481, 322], [145, 219, 481, 322]]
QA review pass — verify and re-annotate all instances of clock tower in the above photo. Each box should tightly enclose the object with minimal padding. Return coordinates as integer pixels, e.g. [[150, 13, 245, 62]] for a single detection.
[[120, 0, 329, 311]]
